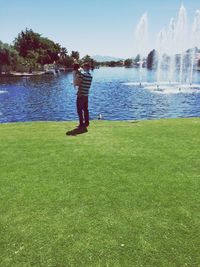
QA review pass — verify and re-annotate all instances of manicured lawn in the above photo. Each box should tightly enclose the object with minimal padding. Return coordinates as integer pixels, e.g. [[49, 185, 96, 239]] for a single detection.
[[0, 119, 200, 267]]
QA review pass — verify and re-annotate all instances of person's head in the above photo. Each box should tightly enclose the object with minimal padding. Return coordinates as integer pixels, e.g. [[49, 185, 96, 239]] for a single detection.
[[73, 63, 80, 71], [82, 62, 91, 71]]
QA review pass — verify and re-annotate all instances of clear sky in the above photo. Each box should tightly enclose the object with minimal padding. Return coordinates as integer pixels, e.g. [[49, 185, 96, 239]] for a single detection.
[[1, 0, 200, 58]]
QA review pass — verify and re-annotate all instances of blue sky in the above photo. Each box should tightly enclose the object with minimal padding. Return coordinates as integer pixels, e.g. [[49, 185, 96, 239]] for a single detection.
[[1, 0, 200, 58]]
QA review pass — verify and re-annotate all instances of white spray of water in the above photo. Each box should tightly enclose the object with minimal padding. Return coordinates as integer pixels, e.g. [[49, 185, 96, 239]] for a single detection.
[[156, 29, 167, 83], [135, 13, 148, 84], [134, 5, 200, 88], [190, 10, 200, 83], [171, 5, 188, 84], [167, 18, 176, 83]]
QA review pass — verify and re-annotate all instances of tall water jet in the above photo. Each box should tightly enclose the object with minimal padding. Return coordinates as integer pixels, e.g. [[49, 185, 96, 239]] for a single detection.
[[190, 10, 200, 83], [167, 18, 176, 83], [135, 13, 148, 84], [156, 29, 167, 84], [130, 5, 200, 94], [175, 5, 188, 84]]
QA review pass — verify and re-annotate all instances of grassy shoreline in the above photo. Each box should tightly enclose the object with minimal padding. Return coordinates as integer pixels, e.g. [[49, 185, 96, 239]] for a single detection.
[[0, 119, 200, 266]]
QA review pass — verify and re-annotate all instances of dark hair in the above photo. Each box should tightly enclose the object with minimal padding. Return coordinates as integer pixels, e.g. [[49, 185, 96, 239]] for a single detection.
[[73, 63, 80, 71], [82, 62, 90, 69]]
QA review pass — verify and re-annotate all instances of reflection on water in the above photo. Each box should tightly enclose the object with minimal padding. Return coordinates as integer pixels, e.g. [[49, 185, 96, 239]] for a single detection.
[[0, 67, 200, 123]]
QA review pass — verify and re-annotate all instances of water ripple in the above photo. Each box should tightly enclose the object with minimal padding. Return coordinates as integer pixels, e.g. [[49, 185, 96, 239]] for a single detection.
[[0, 67, 200, 123]]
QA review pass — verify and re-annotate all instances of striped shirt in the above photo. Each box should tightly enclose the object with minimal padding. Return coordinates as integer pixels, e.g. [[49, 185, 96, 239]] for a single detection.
[[78, 71, 93, 96]]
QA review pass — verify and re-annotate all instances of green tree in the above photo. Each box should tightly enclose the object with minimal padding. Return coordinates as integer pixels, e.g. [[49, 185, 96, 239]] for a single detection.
[[71, 51, 79, 61], [133, 54, 140, 65], [39, 38, 60, 63], [14, 29, 61, 65], [0, 41, 27, 73], [9, 46, 24, 72], [0, 49, 10, 73], [1, 29, 85, 72], [81, 54, 93, 64], [14, 28, 41, 57], [146, 49, 157, 69], [0, 42, 12, 73], [38, 50, 51, 65], [60, 47, 68, 59], [198, 58, 200, 68], [124, 58, 133, 68]]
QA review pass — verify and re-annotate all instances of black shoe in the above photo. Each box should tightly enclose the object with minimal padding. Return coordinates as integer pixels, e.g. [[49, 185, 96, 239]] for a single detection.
[[77, 124, 85, 128]]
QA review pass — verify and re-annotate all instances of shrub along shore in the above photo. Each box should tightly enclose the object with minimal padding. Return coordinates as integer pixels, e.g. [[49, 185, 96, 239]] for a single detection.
[[0, 119, 199, 266]]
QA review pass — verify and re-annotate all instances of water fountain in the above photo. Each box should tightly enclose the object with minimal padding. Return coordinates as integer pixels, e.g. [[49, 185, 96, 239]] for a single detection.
[[126, 5, 200, 94], [190, 10, 200, 83], [135, 12, 148, 85]]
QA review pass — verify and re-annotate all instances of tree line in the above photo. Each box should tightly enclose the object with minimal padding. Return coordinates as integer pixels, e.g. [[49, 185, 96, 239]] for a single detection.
[[0, 28, 95, 74], [4, 28, 196, 73], [0, 28, 148, 74]]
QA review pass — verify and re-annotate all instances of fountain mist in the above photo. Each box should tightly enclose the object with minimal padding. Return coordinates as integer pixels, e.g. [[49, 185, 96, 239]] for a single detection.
[[135, 13, 148, 84], [133, 5, 200, 92]]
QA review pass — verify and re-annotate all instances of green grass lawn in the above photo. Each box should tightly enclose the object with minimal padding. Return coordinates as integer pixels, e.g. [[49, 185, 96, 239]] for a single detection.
[[0, 119, 200, 267]]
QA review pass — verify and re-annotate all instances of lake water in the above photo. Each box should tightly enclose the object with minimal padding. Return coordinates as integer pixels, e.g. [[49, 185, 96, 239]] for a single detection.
[[0, 67, 200, 123]]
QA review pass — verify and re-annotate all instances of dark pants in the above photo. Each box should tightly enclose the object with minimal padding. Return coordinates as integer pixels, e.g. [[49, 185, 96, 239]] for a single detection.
[[76, 96, 89, 127]]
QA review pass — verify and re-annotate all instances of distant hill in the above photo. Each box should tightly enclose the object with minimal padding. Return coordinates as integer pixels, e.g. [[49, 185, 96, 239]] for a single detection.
[[92, 55, 124, 62]]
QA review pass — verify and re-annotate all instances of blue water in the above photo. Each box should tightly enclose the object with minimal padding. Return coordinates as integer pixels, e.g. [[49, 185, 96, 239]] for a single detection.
[[0, 67, 200, 123]]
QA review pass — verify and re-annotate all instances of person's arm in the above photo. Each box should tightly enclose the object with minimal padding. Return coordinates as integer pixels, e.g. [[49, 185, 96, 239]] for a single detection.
[[75, 72, 83, 87]]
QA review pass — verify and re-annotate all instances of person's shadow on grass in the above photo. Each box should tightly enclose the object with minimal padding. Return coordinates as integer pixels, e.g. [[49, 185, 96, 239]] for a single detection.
[[66, 126, 88, 136]]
